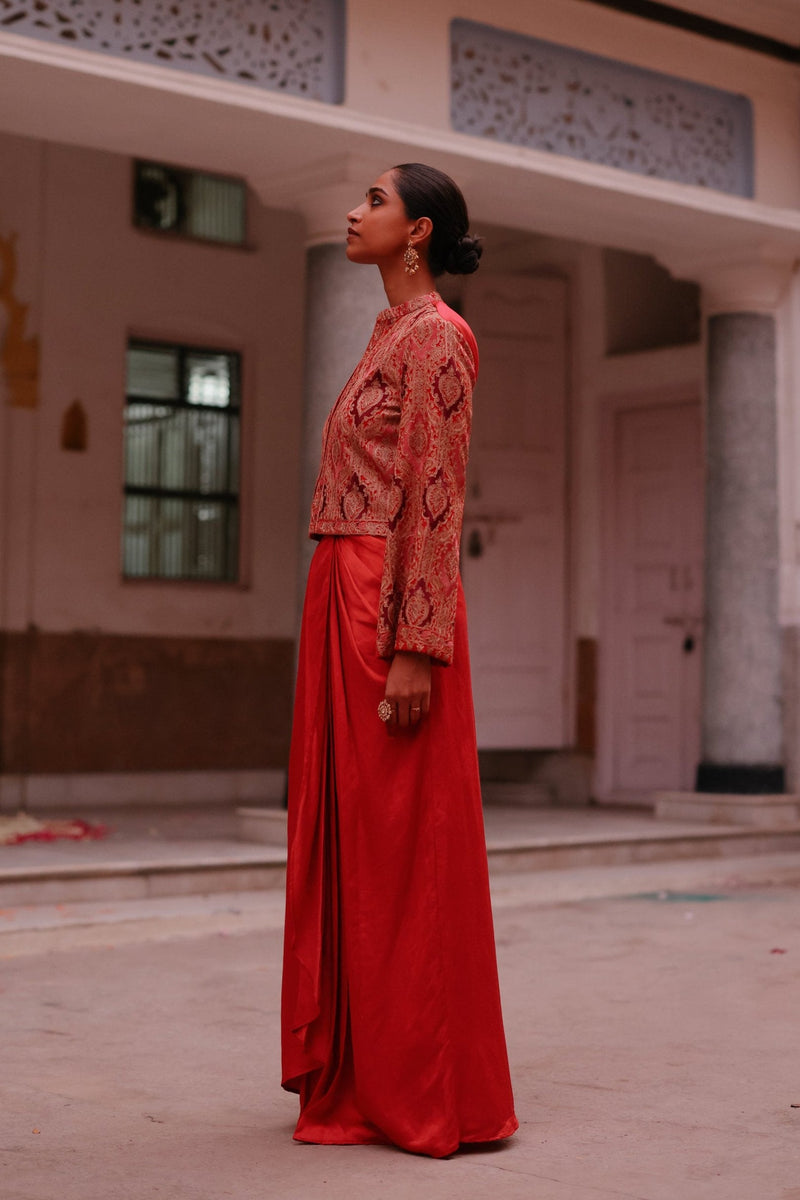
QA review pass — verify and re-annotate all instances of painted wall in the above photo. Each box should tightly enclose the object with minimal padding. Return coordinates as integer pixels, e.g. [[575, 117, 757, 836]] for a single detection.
[[0, 133, 306, 786], [0, 133, 306, 640]]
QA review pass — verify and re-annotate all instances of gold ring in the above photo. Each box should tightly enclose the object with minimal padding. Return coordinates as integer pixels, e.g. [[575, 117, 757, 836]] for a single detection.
[[377, 699, 393, 723], [411, 707, 421, 713]]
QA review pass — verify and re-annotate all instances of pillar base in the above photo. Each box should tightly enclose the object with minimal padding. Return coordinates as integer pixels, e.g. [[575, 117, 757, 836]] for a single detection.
[[695, 762, 785, 795], [655, 790, 800, 827]]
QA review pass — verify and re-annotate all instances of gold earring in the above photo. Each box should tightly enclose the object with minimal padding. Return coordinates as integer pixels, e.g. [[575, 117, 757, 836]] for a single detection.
[[403, 241, 421, 276]]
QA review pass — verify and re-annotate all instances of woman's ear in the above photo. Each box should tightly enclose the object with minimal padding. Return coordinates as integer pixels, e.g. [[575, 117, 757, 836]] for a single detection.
[[410, 216, 433, 247]]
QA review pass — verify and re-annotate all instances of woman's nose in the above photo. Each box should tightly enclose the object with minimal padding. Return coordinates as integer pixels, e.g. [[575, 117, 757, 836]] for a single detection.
[[346, 203, 363, 223]]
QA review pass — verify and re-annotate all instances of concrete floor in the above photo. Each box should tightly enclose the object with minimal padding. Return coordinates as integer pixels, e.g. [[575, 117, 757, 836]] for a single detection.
[[2, 867, 800, 1199]]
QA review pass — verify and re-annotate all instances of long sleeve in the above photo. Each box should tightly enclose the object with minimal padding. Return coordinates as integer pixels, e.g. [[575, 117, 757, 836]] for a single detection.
[[376, 314, 475, 666]]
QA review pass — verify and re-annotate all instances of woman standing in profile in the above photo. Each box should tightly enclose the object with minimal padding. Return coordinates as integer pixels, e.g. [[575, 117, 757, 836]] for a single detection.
[[281, 163, 517, 1159]]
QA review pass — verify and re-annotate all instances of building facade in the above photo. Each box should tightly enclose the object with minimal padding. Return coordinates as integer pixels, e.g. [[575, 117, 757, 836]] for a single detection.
[[0, 0, 799, 809]]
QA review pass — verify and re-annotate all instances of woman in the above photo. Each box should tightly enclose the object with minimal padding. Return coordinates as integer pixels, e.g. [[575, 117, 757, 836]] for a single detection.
[[281, 163, 517, 1158]]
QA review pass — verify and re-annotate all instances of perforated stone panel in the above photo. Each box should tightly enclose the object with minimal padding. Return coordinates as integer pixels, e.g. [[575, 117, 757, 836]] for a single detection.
[[451, 20, 753, 197], [0, 0, 344, 102]]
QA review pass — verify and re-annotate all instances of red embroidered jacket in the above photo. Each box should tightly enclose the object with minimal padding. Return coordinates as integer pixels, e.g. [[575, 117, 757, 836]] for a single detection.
[[309, 291, 478, 665]]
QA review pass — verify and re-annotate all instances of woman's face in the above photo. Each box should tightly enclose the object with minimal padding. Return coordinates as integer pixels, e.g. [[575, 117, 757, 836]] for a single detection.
[[345, 170, 414, 266]]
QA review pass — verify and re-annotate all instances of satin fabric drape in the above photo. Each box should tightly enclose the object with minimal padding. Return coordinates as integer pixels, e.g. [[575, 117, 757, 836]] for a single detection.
[[281, 535, 517, 1158]]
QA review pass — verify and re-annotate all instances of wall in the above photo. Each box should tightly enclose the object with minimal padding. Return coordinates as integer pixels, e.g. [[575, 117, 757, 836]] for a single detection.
[[0, 134, 305, 638], [0, 133, 306, 785], [345, 0, 800, 208], [605, 251, 701, 355]]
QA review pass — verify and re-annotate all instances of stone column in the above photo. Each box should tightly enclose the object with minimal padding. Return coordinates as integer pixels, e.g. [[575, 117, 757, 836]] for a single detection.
[[696, 264, 791, 793], [292, 172, 387, 621], [297, 242, 385, 596]]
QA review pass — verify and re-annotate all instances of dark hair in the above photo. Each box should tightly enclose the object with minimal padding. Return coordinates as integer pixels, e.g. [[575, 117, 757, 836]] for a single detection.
[[392, 163, 482, 277]]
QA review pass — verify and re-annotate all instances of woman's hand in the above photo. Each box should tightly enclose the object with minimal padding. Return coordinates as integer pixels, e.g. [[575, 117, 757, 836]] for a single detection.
[[383, 651, 431, 731]]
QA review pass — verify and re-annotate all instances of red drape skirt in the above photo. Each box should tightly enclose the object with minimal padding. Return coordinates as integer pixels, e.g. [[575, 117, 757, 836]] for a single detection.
[[281, 535, 517, 1158]]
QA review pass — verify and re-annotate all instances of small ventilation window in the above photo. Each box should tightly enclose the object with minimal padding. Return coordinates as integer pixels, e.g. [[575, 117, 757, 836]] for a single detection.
[[133, 161, 247, 246]]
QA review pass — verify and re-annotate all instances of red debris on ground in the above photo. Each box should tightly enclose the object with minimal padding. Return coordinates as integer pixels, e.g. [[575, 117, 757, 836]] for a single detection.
[[0, 816, 108, 845]]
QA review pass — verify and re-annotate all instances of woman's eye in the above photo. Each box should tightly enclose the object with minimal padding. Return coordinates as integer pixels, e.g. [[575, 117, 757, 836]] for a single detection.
[[370, 196, 382, 206]]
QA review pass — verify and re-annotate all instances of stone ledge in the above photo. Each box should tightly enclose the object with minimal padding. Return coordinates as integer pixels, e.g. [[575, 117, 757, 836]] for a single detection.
[[0, 858, 287, 907], [480, 782, 553, 807], [237, 805, 288, 846], [654, 791, 800, 827]]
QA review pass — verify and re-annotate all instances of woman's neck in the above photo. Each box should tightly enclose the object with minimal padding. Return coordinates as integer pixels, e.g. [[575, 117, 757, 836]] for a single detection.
[[379, 261, 437, 308]]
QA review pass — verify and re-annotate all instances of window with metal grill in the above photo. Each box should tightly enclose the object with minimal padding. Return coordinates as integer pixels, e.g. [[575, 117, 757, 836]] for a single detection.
[[123, 341, 241, 582], [133, 161, 247, 246]]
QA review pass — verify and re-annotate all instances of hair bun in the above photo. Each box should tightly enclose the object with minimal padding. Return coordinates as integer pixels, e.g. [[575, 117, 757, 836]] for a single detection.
[[445, 234, 483, 276]]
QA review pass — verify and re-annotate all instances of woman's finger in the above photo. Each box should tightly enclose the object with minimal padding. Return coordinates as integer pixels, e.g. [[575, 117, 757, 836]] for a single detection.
[[382, 695, 428, 732]]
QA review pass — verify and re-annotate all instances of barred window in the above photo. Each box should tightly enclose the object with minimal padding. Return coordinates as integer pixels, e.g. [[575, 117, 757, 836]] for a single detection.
[[123, 341, 241, 582]]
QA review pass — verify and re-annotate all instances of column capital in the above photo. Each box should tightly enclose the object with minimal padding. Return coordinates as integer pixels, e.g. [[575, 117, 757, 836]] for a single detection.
[[251, 153, 383, 246], [659, 248, 796, 316], [700, 258, 795, 316]]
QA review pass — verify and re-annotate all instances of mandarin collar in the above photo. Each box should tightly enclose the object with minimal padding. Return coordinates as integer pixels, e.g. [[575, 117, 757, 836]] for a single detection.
[[375, 291, 440, 328]]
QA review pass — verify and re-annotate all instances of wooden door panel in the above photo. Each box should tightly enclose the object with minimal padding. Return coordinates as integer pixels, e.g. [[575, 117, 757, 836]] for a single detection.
[[619, 631, 684, 787], [607, 401, 704, 793]]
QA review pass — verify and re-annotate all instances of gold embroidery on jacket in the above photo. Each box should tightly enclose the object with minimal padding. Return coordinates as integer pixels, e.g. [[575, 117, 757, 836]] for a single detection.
[[309, 294, 476, 665]]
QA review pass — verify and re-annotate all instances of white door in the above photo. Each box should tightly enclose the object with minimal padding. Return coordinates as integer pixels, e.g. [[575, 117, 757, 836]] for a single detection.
[[605, 400, 704, 793], [462, 276, 568, 748]]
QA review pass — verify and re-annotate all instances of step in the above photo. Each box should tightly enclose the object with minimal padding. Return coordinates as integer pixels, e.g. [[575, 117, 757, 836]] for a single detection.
[[2, 814, 798, 906], [5, 850, 800, 959], [485, 826, 800, 873], [236, 804, 800, 870], [0, 848, 286, 907]]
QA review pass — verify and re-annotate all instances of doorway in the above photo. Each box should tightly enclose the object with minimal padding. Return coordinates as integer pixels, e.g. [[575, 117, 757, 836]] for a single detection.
[[598, 394, 704, 798]]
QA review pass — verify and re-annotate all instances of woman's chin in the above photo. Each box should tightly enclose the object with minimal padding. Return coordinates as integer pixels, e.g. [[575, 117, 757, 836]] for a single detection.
[[345, 241, 372, 264]]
